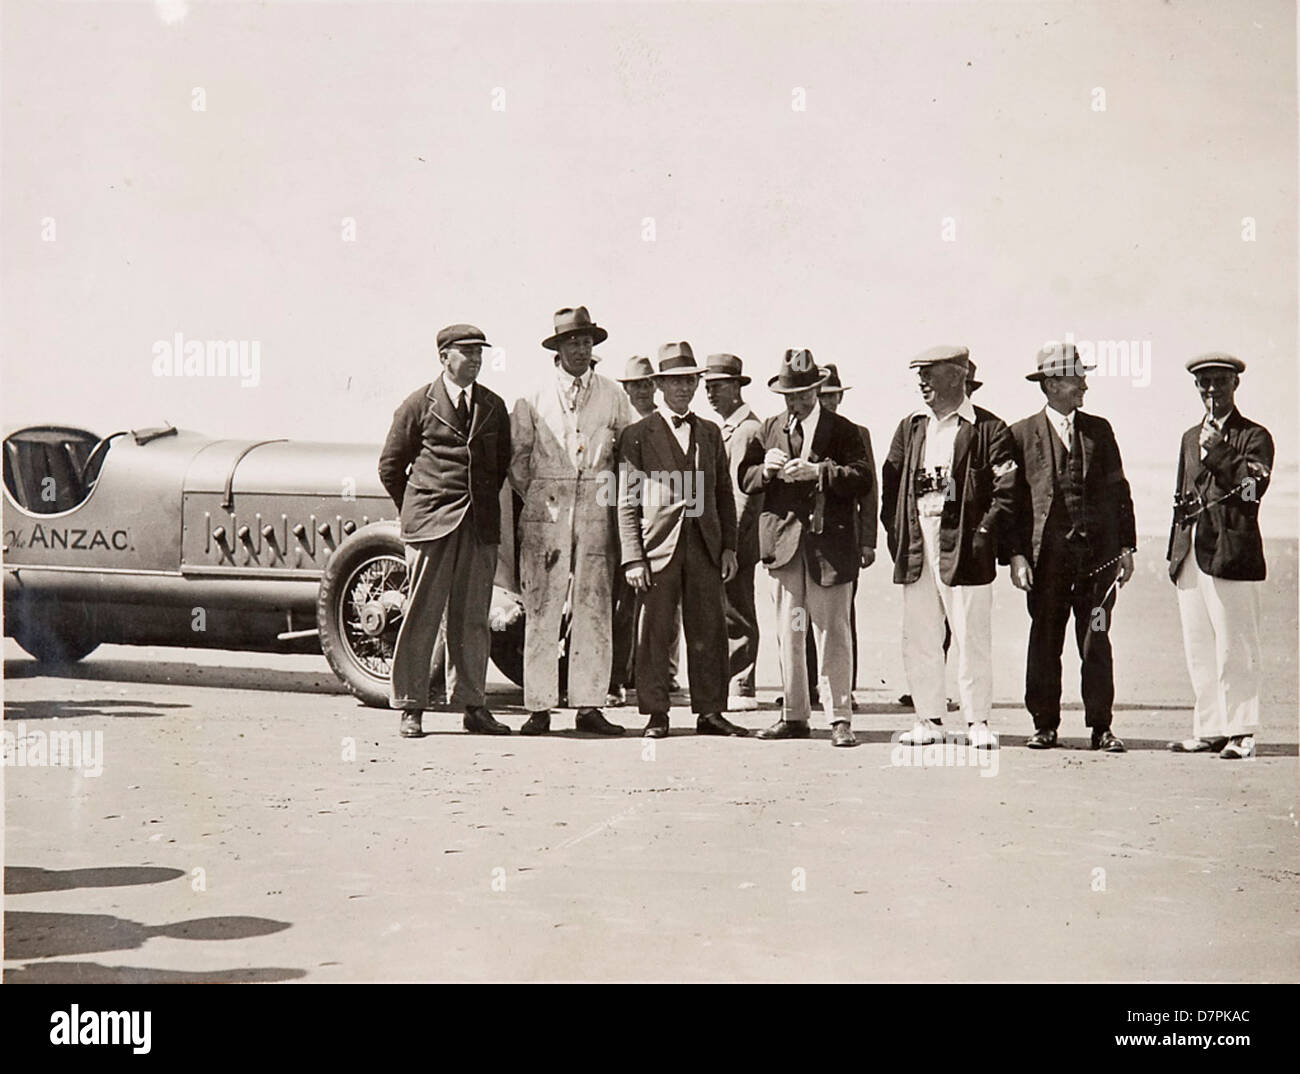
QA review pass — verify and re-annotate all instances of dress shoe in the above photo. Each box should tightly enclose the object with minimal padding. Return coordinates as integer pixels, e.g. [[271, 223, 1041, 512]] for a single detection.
[[399, 711, 423, 738], [697, 712, 750, 737], [967, 721, 999, 750], [1168, 736, 1229, 753], [757, 719, 811, 740], [1026, 728, 1058, 750], [605, 687, 628, 708], [642, 714, 669, 739], [899, 719, 944, 746], [897, 693, 915, 708], [519, 711, 551, 736], [463, 707, 511, 735], [830, 721, 856, 748], [727, 695, 759, 712], [667, 678, 682, 692], [1091, 728, 1126, 753], [1219, 735, 1255, 760], [575, 708, 625, 736]]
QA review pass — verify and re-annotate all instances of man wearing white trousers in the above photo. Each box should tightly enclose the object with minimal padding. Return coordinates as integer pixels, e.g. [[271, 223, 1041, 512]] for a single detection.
[[881, 346, 1022, 750], [1167, 353, 1273, 760]]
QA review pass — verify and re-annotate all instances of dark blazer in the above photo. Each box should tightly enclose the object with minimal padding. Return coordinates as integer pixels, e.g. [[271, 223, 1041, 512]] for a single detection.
[[617, 412, 737, 572], [1167, 409, 1273, 581], [880, 404, 1021, 586], [1009, 409, 1136, 567], [854, 423, 879, 553], [738, 408, 872, 587], [378, 378, 511, 543]]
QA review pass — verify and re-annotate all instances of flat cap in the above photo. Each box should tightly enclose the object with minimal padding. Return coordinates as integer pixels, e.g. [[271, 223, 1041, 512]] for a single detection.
[[437, 323, 491, 351], [1186, 352, 1246, 375], [909, 344, 970, 369]]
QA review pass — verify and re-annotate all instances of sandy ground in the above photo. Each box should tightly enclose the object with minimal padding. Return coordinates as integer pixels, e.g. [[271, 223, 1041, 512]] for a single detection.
[[3, 538, 1298, 982]]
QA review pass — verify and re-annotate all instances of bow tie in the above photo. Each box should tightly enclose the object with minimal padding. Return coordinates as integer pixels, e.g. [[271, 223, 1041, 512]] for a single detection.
[[670, 413, 693, 428]]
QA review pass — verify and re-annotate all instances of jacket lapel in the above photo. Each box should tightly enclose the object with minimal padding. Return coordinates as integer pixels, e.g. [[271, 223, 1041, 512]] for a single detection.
[[1076, 410, 1092, 475], [467, 387, 489, 441], [426, 378, 466, 441], [807, 409, 834, 462], [653, 412, 689, 471], [950, 416, 974, 478]]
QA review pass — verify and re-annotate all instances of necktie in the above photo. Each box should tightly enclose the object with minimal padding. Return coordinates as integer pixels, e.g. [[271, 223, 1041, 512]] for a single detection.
[[1063, 414, 1074, 453], [671, 413, 692, 428], [566, 376, 582, 412], [789, 418, 804, 458], [455, 390, 470, 429]]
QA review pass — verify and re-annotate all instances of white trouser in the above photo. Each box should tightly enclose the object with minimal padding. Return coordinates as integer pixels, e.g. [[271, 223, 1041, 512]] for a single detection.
[[1175, 556, 1261, 739], [901, 514, 993, 725]]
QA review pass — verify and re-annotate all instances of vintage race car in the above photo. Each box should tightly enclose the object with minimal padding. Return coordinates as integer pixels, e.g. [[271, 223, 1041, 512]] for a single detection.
[[2, 422, 534, 706]]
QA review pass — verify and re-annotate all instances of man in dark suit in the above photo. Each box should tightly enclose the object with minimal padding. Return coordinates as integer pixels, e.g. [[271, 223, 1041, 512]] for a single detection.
[[1167, 353, 1274, 760], [881, 345, 1021, 750], [378, 323, 513, 738], [1008, 343, 1136, 752], [738, 350, 872, 747], [617, 342, 744, 739]]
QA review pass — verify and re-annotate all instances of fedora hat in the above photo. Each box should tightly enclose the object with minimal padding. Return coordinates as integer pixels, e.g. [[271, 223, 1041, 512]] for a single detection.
[[965, 359, 983, 393], [618, 355, 656, 382], [437, 323, 492, 351], [703, 353, 751, 385], [909, 344, 970, 370], [542, 306, 608, 350], [656, 341, 703, 377], [1186, 352, 1246, 375], [819, 362, 852, 393], [768, 349, 830, 393], [1026, 341, 1095, 382]]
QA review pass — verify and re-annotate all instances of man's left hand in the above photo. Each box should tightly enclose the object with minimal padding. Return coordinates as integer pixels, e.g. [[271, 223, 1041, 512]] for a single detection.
[[720, 549, 738, 583], [859, 548, 876, 569], [781, 458, 819, 482], [1117, 549, 1135, 588]]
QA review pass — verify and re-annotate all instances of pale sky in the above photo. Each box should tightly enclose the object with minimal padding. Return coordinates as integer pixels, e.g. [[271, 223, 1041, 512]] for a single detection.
[[3, 0, 1296, 534]]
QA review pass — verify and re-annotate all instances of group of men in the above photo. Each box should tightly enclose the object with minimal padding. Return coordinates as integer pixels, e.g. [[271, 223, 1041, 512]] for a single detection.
[[378, 308, 1273, 759]]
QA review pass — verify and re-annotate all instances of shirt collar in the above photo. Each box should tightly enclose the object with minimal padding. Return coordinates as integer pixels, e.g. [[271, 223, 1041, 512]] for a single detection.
[[1205, 407, 1235, 428], [913, 395, 975, 424], [557, 365, 592, 390], [722, 403, 753, 430], [442, 372, 471, 404], [789, 400, 821, 430], [658, 402, 694, 427]]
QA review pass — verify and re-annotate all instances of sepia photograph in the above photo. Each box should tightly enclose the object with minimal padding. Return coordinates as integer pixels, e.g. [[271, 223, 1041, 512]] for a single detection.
[[1, 0, 1296, 1014]]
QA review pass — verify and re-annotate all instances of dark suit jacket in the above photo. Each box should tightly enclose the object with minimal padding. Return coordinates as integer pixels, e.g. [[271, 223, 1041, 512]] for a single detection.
[[616, 412, 737, 572], [880, 404, 1021, 586], [853, 423, 879, 553], [737, 408, 872, 586], [378, 378, 511, 543], [1167, 409, 1273, 581], [1009, 409, 1136, 567]]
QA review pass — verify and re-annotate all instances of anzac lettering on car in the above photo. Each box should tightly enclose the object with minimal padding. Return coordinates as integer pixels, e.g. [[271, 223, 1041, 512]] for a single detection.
[[8, 525, 131, 551]]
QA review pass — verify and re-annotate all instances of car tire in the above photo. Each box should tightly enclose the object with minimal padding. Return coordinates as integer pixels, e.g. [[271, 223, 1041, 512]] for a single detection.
[[317, 521, 528, 707], [11, 603, 100, 664]]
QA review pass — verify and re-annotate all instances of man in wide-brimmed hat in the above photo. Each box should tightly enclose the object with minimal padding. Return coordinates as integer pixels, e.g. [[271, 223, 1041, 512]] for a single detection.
[[880, 345, 1022, 750], [738, 349, 873, 747], [379, 322, 514, 738], [1167, 353, 1273, 760], [704, 353, 764, 711], [617, 342, 746, 739], [510, 307, 635, 736], [1009, 341, 1136, 754]]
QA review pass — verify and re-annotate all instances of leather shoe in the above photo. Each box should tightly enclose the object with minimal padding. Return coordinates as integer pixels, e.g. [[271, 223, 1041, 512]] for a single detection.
[[642, 714, 669, 739], [697, 712, 750, 737], [463, 707, 511, 735], [575, 708, 625, 736], [1169, 736, 1228, 753], [1026, 728, 1058, 750], [1219, 735, 1255, 760], [519, 711, 551, 736], [830, 721, 856, 747], [1091, 728, 1126, 753], [399, 711, 423, 738], [757, 719, 811, 740]]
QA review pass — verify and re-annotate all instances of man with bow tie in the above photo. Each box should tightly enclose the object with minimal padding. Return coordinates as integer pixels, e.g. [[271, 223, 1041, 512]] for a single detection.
[[1008, 342, 1136, 753], [1167, 353, 1274, 759], [617, 342, 744, 738], [737, 350, 873, 747], [379, 323, 513, 738], [510, 307, 635, 736]]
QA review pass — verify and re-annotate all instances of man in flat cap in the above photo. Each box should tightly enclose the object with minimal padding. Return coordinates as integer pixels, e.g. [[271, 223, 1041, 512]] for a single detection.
[[705, 354, 764, 711], [510, 307, 635, 736], [379, 323, 513, 738], [607, 355, 679, 704], [617, 342, 744, 738], [1167, 353, 1273, 759], [1008, 342, 1136, 753], [738, 350, 873, 746], [881, 345, 1021, 750]]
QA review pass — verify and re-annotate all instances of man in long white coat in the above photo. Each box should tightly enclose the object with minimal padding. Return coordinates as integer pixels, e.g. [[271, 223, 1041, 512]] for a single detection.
[[510, 306, 635, 735]]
